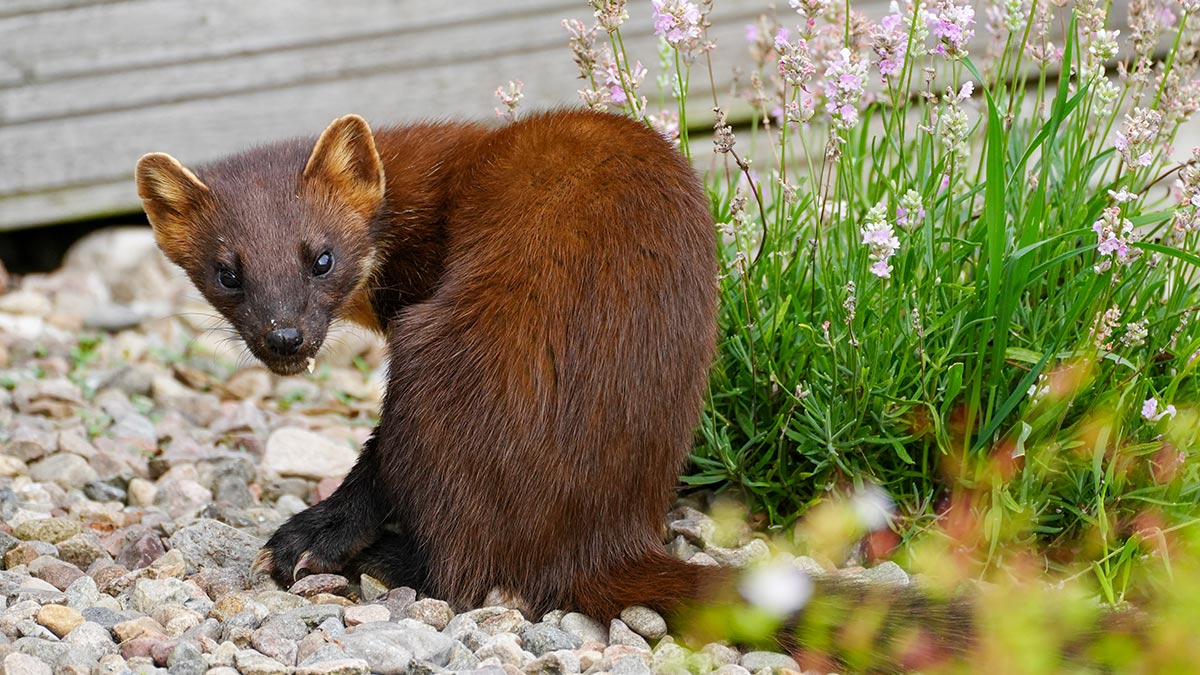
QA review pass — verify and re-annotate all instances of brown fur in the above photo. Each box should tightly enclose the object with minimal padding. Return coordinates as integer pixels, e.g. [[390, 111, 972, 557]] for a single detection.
[[136, 109, 720, 619]]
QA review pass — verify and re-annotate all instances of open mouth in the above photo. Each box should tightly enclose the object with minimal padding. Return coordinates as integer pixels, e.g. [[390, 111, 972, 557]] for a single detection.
[[242, 331, 326, 376], [261, 355, 318, 376]]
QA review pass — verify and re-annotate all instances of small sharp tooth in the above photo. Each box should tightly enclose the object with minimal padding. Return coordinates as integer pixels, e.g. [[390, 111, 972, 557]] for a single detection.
[[306, 358, 316, 374]]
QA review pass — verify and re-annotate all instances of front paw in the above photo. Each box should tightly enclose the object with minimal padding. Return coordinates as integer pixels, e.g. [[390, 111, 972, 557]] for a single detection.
[[252, 507, 353, 588]]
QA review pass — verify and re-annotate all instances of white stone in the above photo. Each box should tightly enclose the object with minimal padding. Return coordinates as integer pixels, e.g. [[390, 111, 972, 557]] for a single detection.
[[264, 427, 359, 479]]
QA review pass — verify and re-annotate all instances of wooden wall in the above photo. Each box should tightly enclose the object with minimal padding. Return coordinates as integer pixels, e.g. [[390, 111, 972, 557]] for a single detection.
[[0, 0, 774, 230], [0, 0, 1179, 232]]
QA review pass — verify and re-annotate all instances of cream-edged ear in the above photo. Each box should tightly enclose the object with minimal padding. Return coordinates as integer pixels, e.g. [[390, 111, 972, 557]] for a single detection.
[[135, 152, 211, 266], [304, 114, 385, 218]]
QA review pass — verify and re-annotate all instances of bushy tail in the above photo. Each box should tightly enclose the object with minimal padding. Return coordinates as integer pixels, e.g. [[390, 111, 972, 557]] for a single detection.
[[573, 552, 1149, 673], [571, 548, 732, 621], [573, 550, 978, 672]]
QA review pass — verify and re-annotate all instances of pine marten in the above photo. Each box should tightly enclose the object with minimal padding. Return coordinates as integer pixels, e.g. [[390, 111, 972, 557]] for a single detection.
[[137, 110, 1147, 672], [135, 110, 721, 619]]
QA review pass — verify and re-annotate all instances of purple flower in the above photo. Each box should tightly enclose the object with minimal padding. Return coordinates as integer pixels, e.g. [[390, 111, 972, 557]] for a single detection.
[[1142, 397, 1178, 422], [603, 59, 647, 104], [927, 0, 975, 58], [775, 34, 815, 85], [652, 0, 702, 48], [861, 203, 899, 279], [823, 48, 868, 130], [871, 11, 908, 80], [1092, 207, 1136, 266]]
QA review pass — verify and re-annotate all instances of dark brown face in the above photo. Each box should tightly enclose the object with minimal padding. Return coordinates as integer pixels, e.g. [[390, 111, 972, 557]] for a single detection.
[[136, 115, 386, 376], [191, 193, 374, 376]]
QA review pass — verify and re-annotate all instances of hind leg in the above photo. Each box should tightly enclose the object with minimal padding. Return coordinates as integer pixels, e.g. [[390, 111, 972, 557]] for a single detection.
[[254, 434, 390, 586], [347, 526, 431, 591]]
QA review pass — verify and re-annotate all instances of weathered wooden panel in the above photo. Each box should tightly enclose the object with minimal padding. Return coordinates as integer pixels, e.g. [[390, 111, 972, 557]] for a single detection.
[[2, 0, 1171, 232], [0, 0, 783, 230], [0, 0, 117, 19]]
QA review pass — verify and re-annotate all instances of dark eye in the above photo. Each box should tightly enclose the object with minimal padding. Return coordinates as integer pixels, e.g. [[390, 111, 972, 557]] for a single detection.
[[312, 251, 334, 277], [217, 268, 242, 290]]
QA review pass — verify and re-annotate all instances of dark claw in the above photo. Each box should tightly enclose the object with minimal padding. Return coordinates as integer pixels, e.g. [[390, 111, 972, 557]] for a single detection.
[[249, 549, 283, 588], [251, 549, 275, 578], [294, 550, 318, 582]]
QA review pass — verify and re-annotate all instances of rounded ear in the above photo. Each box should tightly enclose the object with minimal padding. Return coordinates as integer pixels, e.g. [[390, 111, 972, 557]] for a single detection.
[[304, 114, 385, 219], [135, 152, 211, 266]]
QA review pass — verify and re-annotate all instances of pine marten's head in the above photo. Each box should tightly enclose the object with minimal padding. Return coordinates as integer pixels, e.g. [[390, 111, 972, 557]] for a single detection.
[[135, 115, 384, 376]]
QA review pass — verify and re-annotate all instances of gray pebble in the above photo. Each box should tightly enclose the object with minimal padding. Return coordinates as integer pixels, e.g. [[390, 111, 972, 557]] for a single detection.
[[12, 636, 69, 666], [299, 643, 349, 666], [213, 473, 255, 508], [652, 640, 691, 670], [525, 649, 581, 675], [404, 598, 454, 630], [475, 608, 528, 636], [289, 573, 349, 598], [116, 529, 167, 570], [667, 508, 716, 545], [608, 618, 650, 650], [294, 658, 372, 675], [62, 620, 118, 663], [861, 560, 910, 585], [13, 517, 80, 544], [559, 612, 607, 645], [353, 621, 456, 664], [7, 425, 58, 462], [81, 606, 130, 630], [519, 623, 582, 656], [3, 651, 53, 675], [359, 574, 388, 602], [442, 614, 479, 642], [610, 653, 653, 675], [740, 651, 800, 672], [166, 640, 206, 675], [255, 590, 309, 614], [377, 586, 417, 619], [701, 642, 741, 666], [84, 480, 127, 503], [338, 630, 414, 675], [234, 648, 289, 675], [251, 626, 299, 666], [445, 642, 481, 671], [281, 603, 344, 628], [166, 518, 264, 572], [473, 632, 529, 667], [0, 532, 21, 559], [29, 453, 98, 490], [130, 578, 204, 614], [316, 616, 345, 639], [109, 413, 157, 446], [29, 556, 84, 591], [619, 605, 667, 640], [56, 532, 112, 570], [704, 539, 770, 567]]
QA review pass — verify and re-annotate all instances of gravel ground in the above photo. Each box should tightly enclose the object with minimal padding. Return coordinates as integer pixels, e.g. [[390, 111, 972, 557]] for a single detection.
[[0, 227, 906, 675]]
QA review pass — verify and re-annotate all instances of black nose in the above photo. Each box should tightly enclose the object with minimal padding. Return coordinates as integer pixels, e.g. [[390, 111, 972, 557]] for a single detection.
[[265, 327, 303, 356]]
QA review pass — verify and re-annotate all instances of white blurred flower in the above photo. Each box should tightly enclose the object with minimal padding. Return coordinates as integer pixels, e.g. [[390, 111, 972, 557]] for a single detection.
[[738, 561, 813, 616], [851, 484, 895, 530]]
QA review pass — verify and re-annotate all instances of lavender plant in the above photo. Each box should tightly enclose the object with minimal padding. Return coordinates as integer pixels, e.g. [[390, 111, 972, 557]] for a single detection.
[[516, 0, 1200, 663]]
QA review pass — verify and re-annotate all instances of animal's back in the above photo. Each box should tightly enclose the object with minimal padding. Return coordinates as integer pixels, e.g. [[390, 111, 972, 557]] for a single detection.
[[378, 110, 718, 616]]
